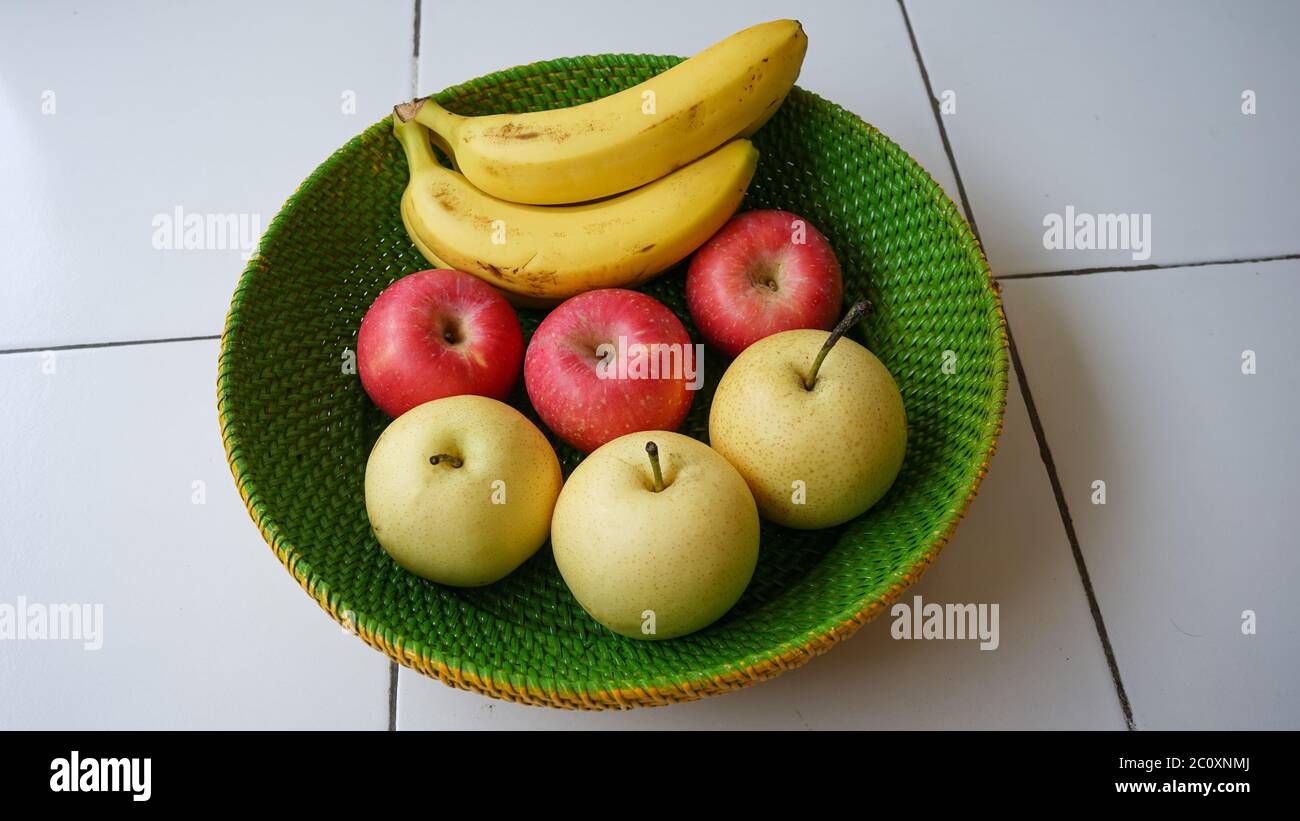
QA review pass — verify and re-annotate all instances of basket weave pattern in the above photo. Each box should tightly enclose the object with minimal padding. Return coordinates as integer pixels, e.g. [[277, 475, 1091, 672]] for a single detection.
[[217, 54, 1009, 709]]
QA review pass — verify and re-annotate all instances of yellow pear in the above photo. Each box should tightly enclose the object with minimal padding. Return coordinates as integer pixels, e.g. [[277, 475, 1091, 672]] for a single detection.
[[551, 431, 759, 640], [708, 303, 907, 529], [365, 395, 562, 586]]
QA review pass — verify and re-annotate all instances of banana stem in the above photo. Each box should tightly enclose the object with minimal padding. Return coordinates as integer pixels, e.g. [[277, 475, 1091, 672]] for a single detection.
[[408, 97, 460, 140], [411, 99, 461, 169], [392, 114, 438, 173]]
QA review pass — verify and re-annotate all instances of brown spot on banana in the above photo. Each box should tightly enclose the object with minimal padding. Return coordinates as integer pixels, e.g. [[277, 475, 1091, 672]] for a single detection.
[[485, 122, 569, 142], [431, 189, 460, 212], [476, 261, 511, 282]]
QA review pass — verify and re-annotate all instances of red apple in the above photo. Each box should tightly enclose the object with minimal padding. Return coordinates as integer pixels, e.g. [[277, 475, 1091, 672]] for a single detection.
[[686, 209, 843, 358], [358, 268, 523, 417], [524, 289, 696, 453]]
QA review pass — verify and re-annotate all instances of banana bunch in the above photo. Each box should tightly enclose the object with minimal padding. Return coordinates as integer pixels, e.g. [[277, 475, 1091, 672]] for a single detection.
[[405, 19, 805, 204], [393, 19, 807, 304], [395, 118, 757, 304]]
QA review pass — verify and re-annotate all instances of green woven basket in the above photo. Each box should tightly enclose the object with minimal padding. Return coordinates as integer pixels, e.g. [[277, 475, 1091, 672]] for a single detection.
[[217, 53, 1008, 709]]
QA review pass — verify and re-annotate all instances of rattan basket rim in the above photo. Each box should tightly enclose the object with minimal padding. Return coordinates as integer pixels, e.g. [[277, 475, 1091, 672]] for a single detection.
[[216, 55, 1010, 710]]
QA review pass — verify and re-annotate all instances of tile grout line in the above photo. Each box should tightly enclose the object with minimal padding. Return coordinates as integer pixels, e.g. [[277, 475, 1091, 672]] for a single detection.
[[0, 334, 220, 356], [898, 0, 1137, 730], [897, 0, 981, 243], [998, 251, 1300, 281], [388, 0, 424, 732], [388, 661, 399, 731], [410, 0, 422, 98], [1005, 324, 1137, 730], [8, 241, 1286, 357]]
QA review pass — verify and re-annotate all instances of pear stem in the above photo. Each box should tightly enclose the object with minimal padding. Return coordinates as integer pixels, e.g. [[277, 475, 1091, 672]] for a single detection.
[[645, 441, 665, 492], [428, 453, 463, 468], [804, 300, 873, 390]]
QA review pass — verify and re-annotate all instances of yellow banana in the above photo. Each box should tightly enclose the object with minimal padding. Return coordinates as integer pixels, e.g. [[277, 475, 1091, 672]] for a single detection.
[[393, 116, 757, 302], [396, 19, 804, 205], [398, 194, 555, 308]]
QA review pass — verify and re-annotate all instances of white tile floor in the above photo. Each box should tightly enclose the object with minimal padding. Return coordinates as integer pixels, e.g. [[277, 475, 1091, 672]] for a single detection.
[[1000, 262, 1300, 729], [0, 0, 413, 349], [905, 0, 1300, 275], [0, 342, 389, 729], [2, 1, 1295, 729]]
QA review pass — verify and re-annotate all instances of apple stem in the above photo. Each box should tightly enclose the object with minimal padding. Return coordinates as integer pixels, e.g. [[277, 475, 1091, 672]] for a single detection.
[[804, 299, 873, 390], [645, 441, 665, 492], [428, 454, 463, 468]]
